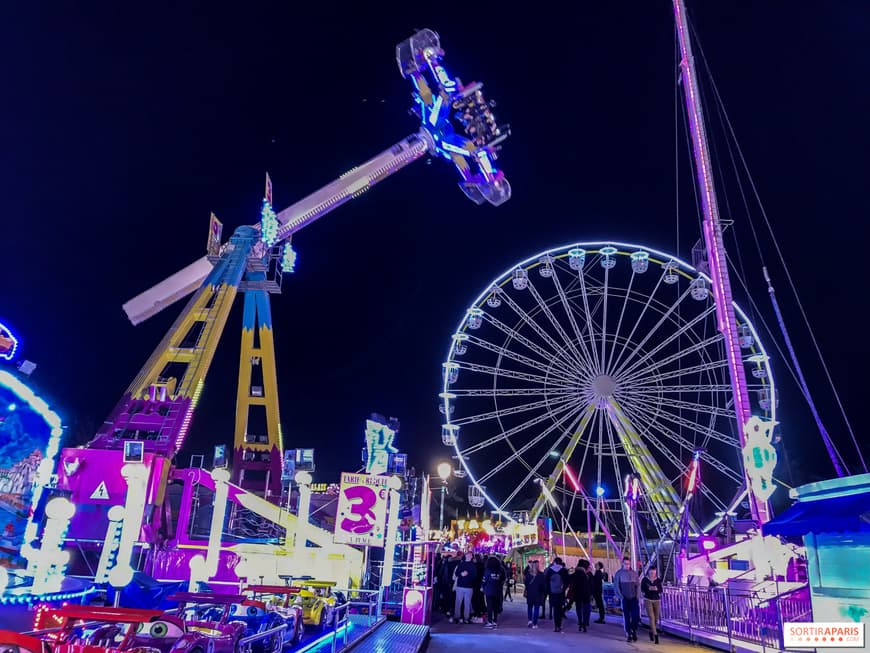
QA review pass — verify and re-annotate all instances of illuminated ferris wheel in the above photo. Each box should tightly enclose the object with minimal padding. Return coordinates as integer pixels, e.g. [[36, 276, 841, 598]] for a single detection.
[[439, 242, 776, 538]]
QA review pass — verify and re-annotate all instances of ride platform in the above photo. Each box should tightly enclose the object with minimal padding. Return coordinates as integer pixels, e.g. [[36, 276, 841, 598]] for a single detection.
[[342, 619, 429, 653], [294, 616, 428, 653]]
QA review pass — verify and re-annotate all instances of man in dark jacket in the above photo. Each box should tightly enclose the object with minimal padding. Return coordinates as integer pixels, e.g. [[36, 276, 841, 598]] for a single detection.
[[571, 559, 593, 631], [452, 552, 477, 623], [613, 557, 641, 641], [592, 561, 607, 623], [544, 557, 570, 633]]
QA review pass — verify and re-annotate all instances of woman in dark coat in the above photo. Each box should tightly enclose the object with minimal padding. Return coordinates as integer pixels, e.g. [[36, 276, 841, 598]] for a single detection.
[[524, 559, 547, 628]]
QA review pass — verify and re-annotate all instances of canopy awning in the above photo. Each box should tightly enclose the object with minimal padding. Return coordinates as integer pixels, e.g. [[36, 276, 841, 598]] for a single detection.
[[762, 491, 870, 537]]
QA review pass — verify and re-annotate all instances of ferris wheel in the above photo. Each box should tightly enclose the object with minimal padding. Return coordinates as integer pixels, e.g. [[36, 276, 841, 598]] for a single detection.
[[439, 242, 776, 538]]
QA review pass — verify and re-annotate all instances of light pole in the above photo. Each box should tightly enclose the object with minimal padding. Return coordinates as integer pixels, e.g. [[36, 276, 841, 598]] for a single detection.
[[437, 462, 452, 532]]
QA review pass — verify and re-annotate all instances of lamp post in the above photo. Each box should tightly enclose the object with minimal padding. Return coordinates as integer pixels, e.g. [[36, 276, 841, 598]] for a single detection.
[[437, 462, 452, 532]]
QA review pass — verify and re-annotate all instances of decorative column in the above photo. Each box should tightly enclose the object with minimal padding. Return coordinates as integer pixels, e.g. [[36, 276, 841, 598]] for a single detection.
[[109, 463, 148, 588]]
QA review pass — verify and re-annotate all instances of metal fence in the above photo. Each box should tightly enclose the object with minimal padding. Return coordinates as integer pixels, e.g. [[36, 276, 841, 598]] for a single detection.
[[658, 584, 813, 651]]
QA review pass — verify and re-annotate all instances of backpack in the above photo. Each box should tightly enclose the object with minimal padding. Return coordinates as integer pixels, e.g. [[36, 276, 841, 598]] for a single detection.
[[549, 569, 564, 594]]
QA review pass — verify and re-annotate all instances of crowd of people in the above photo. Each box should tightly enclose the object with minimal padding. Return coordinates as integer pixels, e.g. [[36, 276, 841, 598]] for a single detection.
[[434, 550, 517, 628], [434, 551, 665, 643]]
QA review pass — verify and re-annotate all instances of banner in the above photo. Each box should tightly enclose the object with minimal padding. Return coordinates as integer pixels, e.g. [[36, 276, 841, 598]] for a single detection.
[[334, 472, 389, 548], [207, 213, 223, 256]]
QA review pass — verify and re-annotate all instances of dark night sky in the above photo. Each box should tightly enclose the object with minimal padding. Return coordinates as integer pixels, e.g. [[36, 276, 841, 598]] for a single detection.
[[1, 3, 868, 508]]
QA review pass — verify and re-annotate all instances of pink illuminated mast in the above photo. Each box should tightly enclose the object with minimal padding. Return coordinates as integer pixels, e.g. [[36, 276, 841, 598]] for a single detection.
[[673, 0, 770, 525]]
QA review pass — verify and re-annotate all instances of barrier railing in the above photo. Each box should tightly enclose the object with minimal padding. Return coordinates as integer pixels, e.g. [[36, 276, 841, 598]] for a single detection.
[[657, 584, 813, 651]]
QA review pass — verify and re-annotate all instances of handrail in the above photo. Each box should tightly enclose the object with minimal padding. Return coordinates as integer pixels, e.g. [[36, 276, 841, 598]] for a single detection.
[[657, 583, 812, 650], [238, 624, 287, 646]]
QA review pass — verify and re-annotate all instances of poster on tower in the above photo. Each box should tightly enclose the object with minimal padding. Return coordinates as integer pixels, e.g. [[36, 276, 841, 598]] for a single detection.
[[334, 472, 389, 548]]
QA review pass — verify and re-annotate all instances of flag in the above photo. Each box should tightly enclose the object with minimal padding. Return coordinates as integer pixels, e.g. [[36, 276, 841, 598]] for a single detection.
[[207, 213, 223, 256], [265, 172, 273, 206]]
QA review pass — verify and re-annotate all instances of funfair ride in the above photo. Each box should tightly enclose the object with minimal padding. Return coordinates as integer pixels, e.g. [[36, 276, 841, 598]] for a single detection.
[[439, 244, 776, 566], [26, 29, 510, 594], [440, 0, 783, 580]]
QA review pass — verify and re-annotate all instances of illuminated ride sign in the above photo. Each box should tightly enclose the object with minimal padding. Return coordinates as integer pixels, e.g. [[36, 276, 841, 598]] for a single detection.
[[334, 472, 389, 548], [742, 415, 778, 502], [364, 418, 398, 476], [0, 322, 19, 361]]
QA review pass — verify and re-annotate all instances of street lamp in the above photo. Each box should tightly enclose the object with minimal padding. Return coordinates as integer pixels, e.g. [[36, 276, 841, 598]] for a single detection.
[[437, 463, 452, 531]]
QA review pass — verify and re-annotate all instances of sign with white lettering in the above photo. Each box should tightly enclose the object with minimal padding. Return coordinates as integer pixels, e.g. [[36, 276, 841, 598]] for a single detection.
[[334, 472, 389, 548]]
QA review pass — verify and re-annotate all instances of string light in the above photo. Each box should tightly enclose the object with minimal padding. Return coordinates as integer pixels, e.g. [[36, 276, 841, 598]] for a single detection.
[[281, 243, 297, 273], [261, 199, 279, 246]]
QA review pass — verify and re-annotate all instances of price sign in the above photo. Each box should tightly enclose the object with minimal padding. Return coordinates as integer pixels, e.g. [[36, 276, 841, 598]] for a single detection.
[[334, 472, 390, 548]]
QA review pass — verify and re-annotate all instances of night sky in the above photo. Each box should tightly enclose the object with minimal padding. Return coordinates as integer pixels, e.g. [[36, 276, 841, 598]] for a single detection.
[[2, 3, 868, 514]]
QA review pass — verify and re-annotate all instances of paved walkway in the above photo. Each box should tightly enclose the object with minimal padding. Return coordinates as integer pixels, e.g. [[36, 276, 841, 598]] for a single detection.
[[426, 599, 710, 653]]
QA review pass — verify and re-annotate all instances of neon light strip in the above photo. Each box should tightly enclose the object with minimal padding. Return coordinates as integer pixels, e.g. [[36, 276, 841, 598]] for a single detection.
[[561, 462, 581, 493], [294, 622, 351, 653], [0, 586, 97, 606], [428, 95, 443, 126], [0, 370, 64, 543]]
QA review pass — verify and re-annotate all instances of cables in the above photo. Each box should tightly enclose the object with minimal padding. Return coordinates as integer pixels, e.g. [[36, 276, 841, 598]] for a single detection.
[[688, 17, 868, 474]]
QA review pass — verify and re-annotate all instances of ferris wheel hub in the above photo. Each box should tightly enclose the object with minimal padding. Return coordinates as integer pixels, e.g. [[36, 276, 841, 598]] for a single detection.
[[591, 374, 618, 399]]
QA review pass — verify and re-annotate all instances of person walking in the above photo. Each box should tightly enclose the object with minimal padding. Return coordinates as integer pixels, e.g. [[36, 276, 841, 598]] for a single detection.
[[503, 560, 514, 602], [452, 552, 477, 624], [544, 556, 570, 633], [441, 552, 460, 618], [592, 561, 607, 623], [472, 553, 486, 620], [613, 557, 641, 642], [641, 567, 663, 644], [523, 559, 547, 628], [571, 559, 593, 632], [482, 556, 506, 628]]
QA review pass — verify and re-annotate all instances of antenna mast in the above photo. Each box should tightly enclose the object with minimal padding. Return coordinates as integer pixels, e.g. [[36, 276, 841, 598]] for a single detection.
[[673, 0, 770, 525]]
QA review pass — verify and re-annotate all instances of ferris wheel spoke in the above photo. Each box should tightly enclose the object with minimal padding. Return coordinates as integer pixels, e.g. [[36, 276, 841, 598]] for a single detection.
[[453, 360, 577, 388], [463, 334, 579, 385], [458, 396, 584, 457], [621, 392, 734, 420], [496, 292, 586, 373], [694, 481, 730, 515], [550, 258, 600, 373], [627, 383, 734, 394], [595, 409, 605, 492], [604, 399, 685, 525], [449, 387, 578, 398], [526, 278, 591, 371], [607, 270, 669, 374], [620, 399, 743, 483], [618, 321, 721, 385], [499, 406, 591, 512], [608, 282, 695, 378], [482, 313, 590, 382], [620, 400, 703, 471], [574, 262, 603, 372], [624, 359, 728, 386], [600, 266, 613, 368], [530, 404, 597, 518], [451, 394, 579, 427], [603, 271, 636, 374], [479, 401, 586, 486], [614, 304, 719, 380], [627, 394, 737, 449], [618, 346, 727, 392], [617, 403, 712, 532], [603, 414, 628, 528]]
